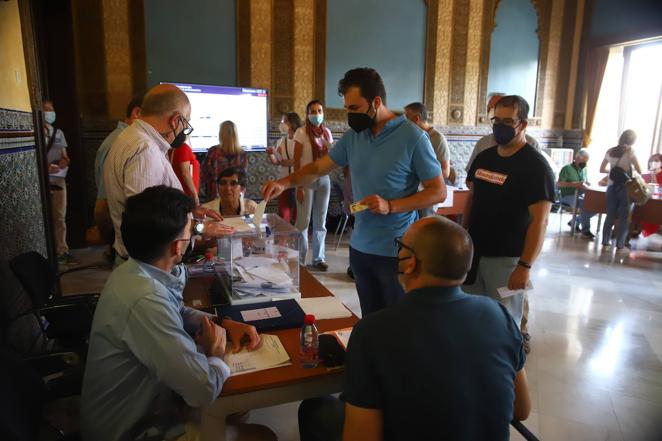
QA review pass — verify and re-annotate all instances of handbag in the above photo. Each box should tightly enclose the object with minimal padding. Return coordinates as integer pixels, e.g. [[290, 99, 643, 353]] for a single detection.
[[609, 154, 630, 186], [625, 174, 652, 205]]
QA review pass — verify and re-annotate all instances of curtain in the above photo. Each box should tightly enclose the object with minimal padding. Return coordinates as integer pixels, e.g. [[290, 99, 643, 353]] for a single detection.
[[583, 46, 610, 147]]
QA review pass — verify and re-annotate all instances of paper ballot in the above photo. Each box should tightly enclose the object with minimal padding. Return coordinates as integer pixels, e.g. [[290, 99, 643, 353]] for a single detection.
[[224, 334, 291, 375], [219, 216, 252, 232], [497, 281, 533, 299], [254, 200, 267, 228]]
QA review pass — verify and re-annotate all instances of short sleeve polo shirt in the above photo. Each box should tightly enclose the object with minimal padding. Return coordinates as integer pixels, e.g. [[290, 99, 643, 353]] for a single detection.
[[329, 116, 441, 257], [344, 286, 526, 441]]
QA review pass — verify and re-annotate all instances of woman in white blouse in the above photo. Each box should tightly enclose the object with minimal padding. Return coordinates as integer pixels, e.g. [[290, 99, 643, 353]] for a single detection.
[[266, 112, 302, 224], [293, 100, 333, 270]]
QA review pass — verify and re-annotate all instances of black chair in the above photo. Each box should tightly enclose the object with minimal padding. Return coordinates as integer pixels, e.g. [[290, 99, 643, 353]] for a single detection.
[[7, 252, 101, 352], [512, 419, 540, 441], [0, 345, 82, 440]]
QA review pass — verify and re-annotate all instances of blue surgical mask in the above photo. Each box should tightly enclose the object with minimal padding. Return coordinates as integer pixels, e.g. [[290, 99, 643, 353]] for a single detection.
[[44, 111, 56, 125], [308, 114, 323, 126]]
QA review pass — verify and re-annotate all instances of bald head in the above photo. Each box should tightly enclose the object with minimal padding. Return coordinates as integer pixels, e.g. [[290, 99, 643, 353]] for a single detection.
[[405, 216, 474, 282], [140, 84, 190, 118]]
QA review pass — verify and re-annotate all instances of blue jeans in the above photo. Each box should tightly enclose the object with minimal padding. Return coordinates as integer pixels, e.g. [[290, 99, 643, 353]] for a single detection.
[[464, 256, 524, 326], [349, 247, 405, 316], [296, 175, 331, 264], [560, 194, 595, 233], [602, 185, 630, 248]]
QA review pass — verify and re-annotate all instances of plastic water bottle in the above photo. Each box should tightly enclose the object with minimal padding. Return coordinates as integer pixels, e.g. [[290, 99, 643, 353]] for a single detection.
[[203, 250, 215, 272], [300, 314, 319, 368]]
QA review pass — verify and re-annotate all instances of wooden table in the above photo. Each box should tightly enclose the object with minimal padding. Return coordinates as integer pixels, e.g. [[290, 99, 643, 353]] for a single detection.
[[183, 269, 358, 441], [583, 187, 662, 239]]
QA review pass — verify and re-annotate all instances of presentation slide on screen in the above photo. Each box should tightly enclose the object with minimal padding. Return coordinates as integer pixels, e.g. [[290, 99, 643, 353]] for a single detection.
[[165, 82, 268, 153]]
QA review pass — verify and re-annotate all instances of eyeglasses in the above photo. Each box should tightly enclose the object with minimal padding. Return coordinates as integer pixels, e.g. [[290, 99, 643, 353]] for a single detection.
[[490, 116, 520, 127], [179, 115, 194, 136], [394, 237, 416, 255], [218, 179, 240, 187]]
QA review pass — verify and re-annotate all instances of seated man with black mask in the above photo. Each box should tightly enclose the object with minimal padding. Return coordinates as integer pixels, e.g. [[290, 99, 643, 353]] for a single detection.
[[81, 185, 274, 441], [299, 216, 530, 441]]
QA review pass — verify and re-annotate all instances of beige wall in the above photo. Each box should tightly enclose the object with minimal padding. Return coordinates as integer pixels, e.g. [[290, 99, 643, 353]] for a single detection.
[[0, 0, 31, 112]]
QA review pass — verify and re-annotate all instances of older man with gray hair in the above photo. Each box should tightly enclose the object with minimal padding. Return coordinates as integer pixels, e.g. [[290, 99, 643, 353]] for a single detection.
[[104, 84, 230, 266], [557, 148, 596, 239]]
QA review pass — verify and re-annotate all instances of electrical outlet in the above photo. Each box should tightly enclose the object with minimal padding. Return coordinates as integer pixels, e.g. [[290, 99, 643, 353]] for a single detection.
[[15, 70, 22, 83]]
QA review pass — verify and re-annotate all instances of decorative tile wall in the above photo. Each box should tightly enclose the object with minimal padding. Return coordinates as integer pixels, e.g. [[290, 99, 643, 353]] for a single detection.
[[0, 108, 48, 262]]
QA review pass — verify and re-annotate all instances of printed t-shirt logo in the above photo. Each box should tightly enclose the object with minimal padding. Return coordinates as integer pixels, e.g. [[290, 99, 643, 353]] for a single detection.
[[475, 168, 508, 185]]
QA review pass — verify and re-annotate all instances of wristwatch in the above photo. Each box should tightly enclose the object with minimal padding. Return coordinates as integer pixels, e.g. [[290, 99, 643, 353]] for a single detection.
[[193, 219, 205, 235]]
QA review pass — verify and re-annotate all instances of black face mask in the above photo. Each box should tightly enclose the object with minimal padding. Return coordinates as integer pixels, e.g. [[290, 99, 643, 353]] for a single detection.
[[347, 104, 375, 133], [493, 123, 518, 146], [170, 117, 188, 148], [578, 162, 587, 169]]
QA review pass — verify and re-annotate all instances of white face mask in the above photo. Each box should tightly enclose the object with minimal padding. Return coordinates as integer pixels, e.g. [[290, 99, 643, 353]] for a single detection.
[[650, 161, 661, 171], [44, 111, 56, 125], [278, 122, 289, 134]]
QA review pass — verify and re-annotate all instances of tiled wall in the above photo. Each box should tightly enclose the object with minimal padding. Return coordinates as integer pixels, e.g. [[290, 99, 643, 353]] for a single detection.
[[0, 108, 47, 261]]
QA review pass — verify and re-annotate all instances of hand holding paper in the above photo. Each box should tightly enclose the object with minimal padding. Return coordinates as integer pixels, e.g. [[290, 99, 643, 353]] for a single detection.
[[254, 199, 267, 227]]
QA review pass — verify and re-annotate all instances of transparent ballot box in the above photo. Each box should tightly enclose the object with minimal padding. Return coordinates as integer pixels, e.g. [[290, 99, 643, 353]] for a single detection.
[[214, 213, 301, 305]]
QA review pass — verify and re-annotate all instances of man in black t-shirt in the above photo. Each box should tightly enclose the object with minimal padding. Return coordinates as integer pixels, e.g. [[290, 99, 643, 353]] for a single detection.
[[340, 216, 530, 441], [464, 95, 555, 342]]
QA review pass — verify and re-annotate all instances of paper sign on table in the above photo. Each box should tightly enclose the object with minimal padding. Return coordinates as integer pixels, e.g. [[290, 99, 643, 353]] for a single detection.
[[240, 307, 282, 321], [224, 334, 291, 375]]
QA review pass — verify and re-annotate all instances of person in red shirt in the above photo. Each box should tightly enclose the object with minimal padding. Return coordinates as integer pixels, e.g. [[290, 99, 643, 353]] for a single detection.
[[641, 154, 662, 237], [168, 141, 200, 205]]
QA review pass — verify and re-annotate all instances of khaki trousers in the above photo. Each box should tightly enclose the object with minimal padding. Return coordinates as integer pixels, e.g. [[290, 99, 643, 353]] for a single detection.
[[50, 185, 68, 255]]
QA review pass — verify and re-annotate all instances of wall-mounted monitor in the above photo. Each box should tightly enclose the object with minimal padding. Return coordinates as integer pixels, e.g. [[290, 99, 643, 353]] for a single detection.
[[163, 82, 269, 153]]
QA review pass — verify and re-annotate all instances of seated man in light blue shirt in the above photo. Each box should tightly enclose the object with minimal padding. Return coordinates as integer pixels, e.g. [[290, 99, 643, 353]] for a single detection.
[[81, 185, 272, 441], [93, 95, 142, 248], [263, 68, 445, 316]]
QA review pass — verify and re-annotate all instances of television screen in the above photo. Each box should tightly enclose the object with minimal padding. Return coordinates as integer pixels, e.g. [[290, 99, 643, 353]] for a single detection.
[[163, 82, 269, 153]]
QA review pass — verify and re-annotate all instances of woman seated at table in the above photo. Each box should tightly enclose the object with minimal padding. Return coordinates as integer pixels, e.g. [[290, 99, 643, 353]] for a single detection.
[[641, 154, 662, 237], [202, 167, 257, 217]]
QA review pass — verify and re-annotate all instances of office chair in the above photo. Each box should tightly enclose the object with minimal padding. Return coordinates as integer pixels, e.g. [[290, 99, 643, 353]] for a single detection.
[[554, 188, 580, 235], [7, 252, 101, 352], [0, 344, 82, 440]]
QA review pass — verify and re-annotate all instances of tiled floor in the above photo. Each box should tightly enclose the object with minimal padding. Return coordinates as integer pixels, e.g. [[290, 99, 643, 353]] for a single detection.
[[62, 213, 662, 440]]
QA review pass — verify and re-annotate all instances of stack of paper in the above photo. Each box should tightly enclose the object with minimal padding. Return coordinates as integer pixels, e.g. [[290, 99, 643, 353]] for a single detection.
[[296, 297, 352, 320], [224, 334, 291, 375], [233, 256, 294, 298]]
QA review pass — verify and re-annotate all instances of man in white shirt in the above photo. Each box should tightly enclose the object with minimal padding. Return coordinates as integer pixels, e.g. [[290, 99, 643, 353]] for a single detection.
[[104, 84, 226, 263]]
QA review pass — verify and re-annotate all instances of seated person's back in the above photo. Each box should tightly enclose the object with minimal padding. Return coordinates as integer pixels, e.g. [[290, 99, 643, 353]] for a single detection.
[[343, 216, 529, 441]]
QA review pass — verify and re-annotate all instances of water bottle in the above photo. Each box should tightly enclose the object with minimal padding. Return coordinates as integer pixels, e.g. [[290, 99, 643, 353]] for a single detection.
[[203, 250, 215, 272], [300, 314, 319, 368]]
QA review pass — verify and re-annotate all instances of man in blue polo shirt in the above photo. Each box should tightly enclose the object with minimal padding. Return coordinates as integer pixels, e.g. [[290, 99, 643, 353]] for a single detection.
[[262, 68, 445, 315]]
